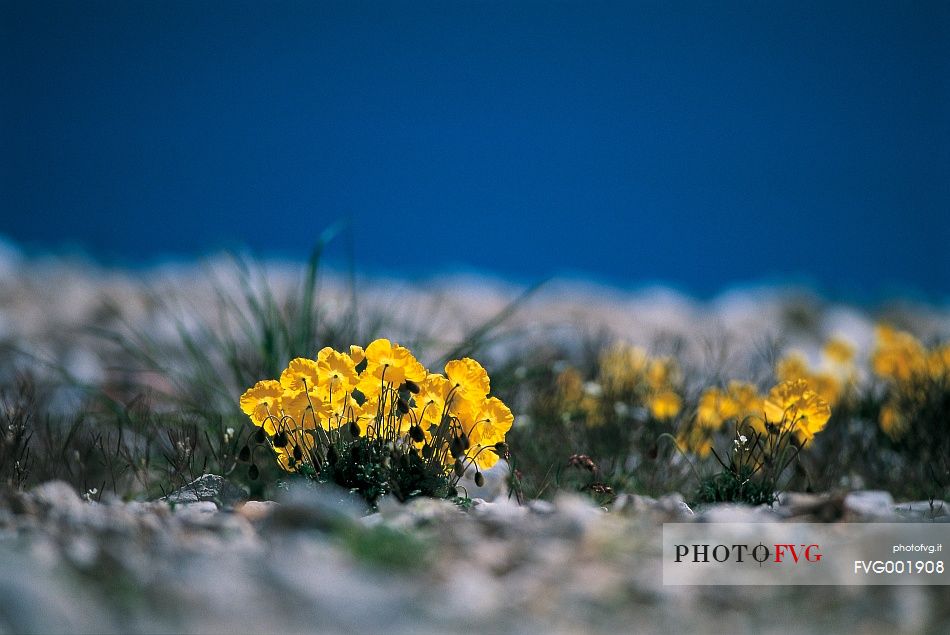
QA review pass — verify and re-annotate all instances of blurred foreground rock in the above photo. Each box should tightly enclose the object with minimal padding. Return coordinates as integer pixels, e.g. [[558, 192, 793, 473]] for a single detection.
[[161, 474, 249, 508], [0, 481, 947, 634]]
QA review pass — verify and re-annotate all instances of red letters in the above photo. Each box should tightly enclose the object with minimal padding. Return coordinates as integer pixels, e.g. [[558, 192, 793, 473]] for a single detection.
[[774, 544, 821, 563]]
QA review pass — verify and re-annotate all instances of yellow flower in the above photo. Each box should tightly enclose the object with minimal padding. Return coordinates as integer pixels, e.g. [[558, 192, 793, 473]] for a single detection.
[[273, 429, 317, 472], [647, 357, 677, 391], [763, 379, 831, 442], [775, 351, 842, 406], [727, 381, 765, 434], [450, 394, 510, 448], [727, 381, 761, 412], [316, 347, 358, 393], [358, 338, 428, 392], [872, 325, 926, 383], [280, 358, 321, 393], [278, 389, 334, 432], [445, 358, 491, 401], [472, 397, 514, 445], [414, 373, 453, 425], [599, 343, 648, 393], [649, 390, 681, 420], [239, 380, 283, 426], [696, 388, 729, 429], [349, 344, 365, 365], [350, 396, 382, 436], [556, 367, 584, 403]]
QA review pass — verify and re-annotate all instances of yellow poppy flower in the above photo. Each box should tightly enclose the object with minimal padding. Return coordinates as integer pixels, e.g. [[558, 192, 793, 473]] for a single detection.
[[239, 380, 283, 426], [273, 429, 317, 472], [599, 343, 648, 392], [872, 325, 927, 383], [647, 357, 677, 391], [727, 381, 765, 434], [316, 347, 358, 393], [358, 338, 428, 392], [763, 379, 831, 442], [277, 389, 333, 432], [473, 397, 514, 445], [696, 388, 729, 428], [649, 390, 681, 420], [445, 358, 491, 401], [350, 396, 383, 436], [414, 373, 453, 425], [556, 367, 584, 403], [280, 358, 321, 393]]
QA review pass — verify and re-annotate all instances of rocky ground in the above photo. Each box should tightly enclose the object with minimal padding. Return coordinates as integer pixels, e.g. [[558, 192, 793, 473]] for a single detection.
[[1, 477, 947, 635]]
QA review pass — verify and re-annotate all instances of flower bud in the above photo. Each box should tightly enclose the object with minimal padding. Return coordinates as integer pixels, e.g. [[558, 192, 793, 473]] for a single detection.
[[474, 472, 485, 487], [272, 431, 288, 448], [253, 428, 267, 444], [248, 464, 259, 480], [408, 425, 425, 443], [238, 445, 251, 462], [450, 436, 464, 459], [396, 397, 410, 415]]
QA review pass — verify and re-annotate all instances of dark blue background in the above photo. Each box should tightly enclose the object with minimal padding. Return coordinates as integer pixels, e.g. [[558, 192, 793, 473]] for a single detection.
[[2, 1, 948, 299]]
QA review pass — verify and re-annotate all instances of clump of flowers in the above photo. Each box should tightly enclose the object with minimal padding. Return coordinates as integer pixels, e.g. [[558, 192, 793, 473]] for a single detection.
[[540, 342, 686, 497], [872, 325, 949, 439], [239, 339, 512, 504], [868, 325, 949, 495], [676, 381, 763, 457], [556, 342, 683, 426], [689, 378, 831, 505]]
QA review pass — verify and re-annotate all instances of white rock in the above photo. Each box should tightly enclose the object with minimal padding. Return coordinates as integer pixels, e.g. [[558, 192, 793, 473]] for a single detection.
[[844, 490, 896, 519]]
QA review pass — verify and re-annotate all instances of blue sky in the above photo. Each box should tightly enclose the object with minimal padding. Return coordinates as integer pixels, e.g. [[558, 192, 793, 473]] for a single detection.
[[2, 1, 948, 299]]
